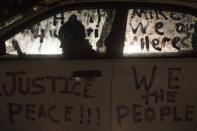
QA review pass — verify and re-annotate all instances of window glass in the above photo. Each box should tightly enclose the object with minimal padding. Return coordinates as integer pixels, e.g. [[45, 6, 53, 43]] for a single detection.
[[124, 9, 197, 55], [5, 9, 115, 57]]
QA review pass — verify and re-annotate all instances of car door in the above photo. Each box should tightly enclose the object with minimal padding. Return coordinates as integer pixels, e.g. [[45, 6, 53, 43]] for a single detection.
[[112, 4, 197, 131], [0, 4, 116, 131]]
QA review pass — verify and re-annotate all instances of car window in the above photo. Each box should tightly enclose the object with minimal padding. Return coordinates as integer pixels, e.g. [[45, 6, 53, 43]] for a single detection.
[[5, 9, 116, 58], [123, 9, 197, 56]]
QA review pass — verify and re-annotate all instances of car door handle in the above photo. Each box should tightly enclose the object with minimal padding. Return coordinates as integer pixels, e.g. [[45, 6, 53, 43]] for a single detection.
[[72, 70, 102, 77]]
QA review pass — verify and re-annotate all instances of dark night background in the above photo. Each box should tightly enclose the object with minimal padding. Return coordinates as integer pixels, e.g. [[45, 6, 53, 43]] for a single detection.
[[0, 0, 91, 20], [0, 0, 196, 21], [0, 0, 43, 19]]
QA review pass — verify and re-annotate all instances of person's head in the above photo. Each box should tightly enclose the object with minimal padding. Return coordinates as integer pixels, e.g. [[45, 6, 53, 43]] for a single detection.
[[69, 14, 77, 22]]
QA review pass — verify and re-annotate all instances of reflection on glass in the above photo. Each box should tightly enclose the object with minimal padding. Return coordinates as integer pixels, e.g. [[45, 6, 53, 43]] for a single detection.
[[0, 14, 23, 30]]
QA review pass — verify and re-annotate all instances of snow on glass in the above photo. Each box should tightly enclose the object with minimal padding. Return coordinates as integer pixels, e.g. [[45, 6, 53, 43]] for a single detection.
[[124, 9, 197, 55], [5, 9, 111, 55]]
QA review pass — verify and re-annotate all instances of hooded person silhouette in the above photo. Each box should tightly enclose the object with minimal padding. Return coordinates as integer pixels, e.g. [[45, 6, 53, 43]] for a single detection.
[[58, 14, 98, 58]]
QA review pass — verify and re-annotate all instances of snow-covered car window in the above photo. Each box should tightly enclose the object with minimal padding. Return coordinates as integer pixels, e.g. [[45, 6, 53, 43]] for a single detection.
[[5, 9, 115, 57], [124, 9, 197, 55]]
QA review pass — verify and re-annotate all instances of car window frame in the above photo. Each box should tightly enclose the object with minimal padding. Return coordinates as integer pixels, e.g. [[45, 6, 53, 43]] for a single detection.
[[0, 1, 197, 60]]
